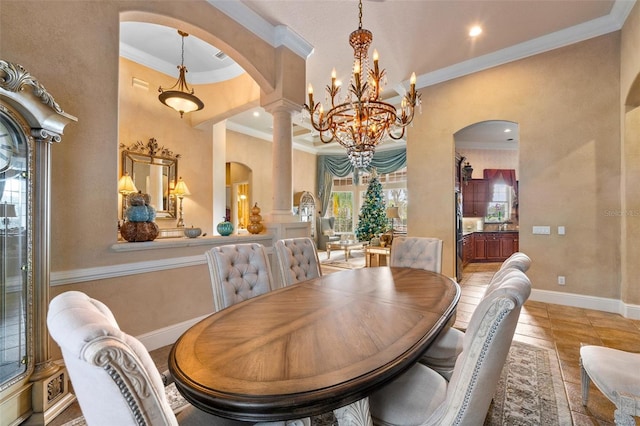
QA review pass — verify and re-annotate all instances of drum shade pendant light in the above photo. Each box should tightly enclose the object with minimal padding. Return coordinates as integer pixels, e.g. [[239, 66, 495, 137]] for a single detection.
[[303, 0, 421, 169], [158, 30, 204, 118]]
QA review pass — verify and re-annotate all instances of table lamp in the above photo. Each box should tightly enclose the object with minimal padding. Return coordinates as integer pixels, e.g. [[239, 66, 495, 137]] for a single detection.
[[174, 177, 191, 227], [386, 206, 400, 233]]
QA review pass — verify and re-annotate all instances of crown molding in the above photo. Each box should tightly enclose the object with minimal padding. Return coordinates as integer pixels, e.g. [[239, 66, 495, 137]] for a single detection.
[[207, 0, 314, 59]]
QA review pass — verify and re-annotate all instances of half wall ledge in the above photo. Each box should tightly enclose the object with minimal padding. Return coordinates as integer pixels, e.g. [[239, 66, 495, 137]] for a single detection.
[[110, 233, 274, 252]]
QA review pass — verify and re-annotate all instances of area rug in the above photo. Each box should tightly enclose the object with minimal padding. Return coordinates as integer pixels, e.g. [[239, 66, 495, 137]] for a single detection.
[[319, 249, 365, 270], [62, 341, 570, 426]]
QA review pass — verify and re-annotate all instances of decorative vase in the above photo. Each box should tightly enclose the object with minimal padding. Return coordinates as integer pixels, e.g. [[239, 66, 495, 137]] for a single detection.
[[120, 221, 159, 242], [184, 226, 202, 238], [216, 218, 234, 236], [247, 203, 263, 234]]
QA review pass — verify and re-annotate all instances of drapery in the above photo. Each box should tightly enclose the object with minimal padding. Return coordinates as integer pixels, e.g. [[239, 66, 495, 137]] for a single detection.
[[483, 169, 516, 187], [316, 148, 407, 218]]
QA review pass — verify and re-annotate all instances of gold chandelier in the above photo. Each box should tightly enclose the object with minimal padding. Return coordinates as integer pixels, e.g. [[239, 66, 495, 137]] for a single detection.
[[303, 0, 421, 169], [158, 30, 204, 118]]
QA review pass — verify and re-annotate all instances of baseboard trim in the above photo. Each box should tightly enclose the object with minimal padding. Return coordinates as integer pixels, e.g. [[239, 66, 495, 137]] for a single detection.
[[136, 314, 210, 351], [530, 289, 640, 320]]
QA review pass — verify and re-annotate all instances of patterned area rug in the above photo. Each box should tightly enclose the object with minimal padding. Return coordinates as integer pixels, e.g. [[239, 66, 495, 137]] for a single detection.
[[319, 249, 365, 270], [62, 341, 569, 426]]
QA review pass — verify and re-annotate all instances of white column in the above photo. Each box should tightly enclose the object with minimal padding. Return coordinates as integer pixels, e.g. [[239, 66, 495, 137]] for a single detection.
[[212, 121, 227, 235], [265, 101, 297, 222]]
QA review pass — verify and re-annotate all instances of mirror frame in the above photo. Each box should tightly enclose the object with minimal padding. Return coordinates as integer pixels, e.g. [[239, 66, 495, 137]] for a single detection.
[[120, 138, 180, 219]]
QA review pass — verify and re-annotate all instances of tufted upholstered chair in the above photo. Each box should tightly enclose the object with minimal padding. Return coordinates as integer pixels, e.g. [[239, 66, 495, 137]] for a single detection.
[[580, 345, 640, 425], [498, 252, 531, 273], [420, 254, 531, 380], [368, 270, 531, 426], [389, 237, 443, 273], [47, 291, 279, 426], [205, 243, 274, 312], [274, 237, 322, 287]]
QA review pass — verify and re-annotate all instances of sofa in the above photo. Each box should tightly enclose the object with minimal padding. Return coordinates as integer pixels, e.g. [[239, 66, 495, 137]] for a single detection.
[[317, 217, 340, 251]]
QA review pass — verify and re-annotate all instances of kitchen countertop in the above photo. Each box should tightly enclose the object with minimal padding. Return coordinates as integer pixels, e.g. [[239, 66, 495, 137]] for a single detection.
[[463, 230, 519, 236]]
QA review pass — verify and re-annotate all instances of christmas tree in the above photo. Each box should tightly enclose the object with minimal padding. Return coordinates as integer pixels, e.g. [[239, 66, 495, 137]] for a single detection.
[[355, 171, 387, 242]]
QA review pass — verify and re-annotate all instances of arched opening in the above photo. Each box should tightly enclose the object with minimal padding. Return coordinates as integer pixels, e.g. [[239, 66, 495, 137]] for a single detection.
[[454, 120, 520, 277]]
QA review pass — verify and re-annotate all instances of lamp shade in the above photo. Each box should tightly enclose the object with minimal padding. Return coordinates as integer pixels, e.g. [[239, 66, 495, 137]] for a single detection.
[[0, 203, 17, 218], [174, 177, 191, 197], [118, 172, 138, 195], [386, 206, 400, 219]]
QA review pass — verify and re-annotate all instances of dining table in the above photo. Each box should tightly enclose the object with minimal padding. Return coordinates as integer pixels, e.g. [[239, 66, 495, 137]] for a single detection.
[[169, 266, 460, 422]]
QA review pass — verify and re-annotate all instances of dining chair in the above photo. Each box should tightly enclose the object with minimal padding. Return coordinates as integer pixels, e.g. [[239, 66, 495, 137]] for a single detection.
[[47, 290, 303, 426], [389, 237, 443, 273], [205, 243, 274, 312], [420, 253, 531, 380], [368, 270, 532, 425], [274, 237, 322, 287], [498, 251, 531, 273], [580, 345, 640, 425]]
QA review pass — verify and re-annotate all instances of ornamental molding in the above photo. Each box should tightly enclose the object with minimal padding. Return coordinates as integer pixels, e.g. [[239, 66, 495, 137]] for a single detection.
[[120, 138, 181, 160], [0, 60, 63, 114]]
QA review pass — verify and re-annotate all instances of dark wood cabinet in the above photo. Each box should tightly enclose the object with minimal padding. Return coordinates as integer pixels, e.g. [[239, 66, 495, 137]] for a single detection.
[[470, 231, 519, 262], [462, 234, 473, 266], [462, 179, 489, 217]]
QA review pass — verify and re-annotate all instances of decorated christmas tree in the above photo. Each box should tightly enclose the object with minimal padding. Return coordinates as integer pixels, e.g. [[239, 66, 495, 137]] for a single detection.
[[355, 171, 387, 242]]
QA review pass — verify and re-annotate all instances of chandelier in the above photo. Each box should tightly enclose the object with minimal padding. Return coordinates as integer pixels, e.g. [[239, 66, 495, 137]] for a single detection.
[[158, 30, 204, 118], [303, 0, 421, 169]]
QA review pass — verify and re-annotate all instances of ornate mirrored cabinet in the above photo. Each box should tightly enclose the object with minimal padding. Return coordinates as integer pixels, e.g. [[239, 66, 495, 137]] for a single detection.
[[0, 60, 76, 425], [119, 138, 179, 219]]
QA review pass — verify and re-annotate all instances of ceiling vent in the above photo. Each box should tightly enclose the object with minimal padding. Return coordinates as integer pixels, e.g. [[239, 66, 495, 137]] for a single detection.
[[214, 51, 228, 61]]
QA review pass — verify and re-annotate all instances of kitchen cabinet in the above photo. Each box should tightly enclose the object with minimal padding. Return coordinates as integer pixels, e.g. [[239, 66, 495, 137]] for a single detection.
[[462, 179, 489, 217], [462, 234, 473, 266], [471, 231, 519, 262]]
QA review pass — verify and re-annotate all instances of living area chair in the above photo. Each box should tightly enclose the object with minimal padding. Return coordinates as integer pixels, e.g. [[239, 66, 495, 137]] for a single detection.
[[420, 254, 531, 380], [274, 237, 321, 287], [205, 243, 274, 312], [317, 217, 340, 251], [580, 345, 640, 425], [389, 237, 443, 273], [47, 291, 275, 426], [368, 270, 532, 425]]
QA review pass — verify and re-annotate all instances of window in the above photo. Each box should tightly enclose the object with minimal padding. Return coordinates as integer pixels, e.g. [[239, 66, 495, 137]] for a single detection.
[[329, 191, 354, 233], [485, 183, 512, 222]]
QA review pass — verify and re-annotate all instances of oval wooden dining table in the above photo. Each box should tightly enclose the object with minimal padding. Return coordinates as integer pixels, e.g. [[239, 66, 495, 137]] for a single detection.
[[169, 266, 460, 422]]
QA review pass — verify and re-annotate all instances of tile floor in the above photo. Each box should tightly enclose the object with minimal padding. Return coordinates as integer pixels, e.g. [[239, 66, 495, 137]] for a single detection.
[[48, 262, 640, 426], [460, 262, 640, 426]]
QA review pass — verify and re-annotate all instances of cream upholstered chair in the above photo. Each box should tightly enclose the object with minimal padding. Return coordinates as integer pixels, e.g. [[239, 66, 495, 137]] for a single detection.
[[274, 237, 322, 287], [47, 291, 262, 426], [420, 254, 531, 380], [368, 270, 532, 426], [317, 217, 340, 251], [205, 243, 274, 312], [498, 251, 531, 273], [580, 345, 640, 425], [389, 237, 443, 273]]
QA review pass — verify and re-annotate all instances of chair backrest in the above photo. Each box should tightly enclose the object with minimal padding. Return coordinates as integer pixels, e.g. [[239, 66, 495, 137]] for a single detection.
[[274, 237, 322, 287], [389, 237, 443, 273], [47, 291, 177, 426], [499, 251, 531, 273], [319, 217, 335, 235], [205, 243, 274, 312], [428, 270, 532, 425]]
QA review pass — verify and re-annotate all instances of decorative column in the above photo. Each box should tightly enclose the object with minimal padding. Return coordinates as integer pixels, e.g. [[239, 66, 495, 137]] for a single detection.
[[263, 99, 311, 242]]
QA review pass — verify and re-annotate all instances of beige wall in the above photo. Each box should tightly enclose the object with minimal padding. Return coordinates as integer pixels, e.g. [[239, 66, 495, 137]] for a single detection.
[[621, 2, 640, 305], [408, 33, 621, 300]]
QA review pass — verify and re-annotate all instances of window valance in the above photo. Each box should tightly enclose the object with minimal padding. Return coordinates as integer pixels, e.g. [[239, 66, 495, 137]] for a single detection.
[[316, 148, 406, 217]]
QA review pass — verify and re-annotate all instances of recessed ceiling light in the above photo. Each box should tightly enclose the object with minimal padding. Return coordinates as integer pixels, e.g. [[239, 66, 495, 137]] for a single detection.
[[469, 26, 482, 37], [504, 128, 512, 133], [253, 111, 260, 118]]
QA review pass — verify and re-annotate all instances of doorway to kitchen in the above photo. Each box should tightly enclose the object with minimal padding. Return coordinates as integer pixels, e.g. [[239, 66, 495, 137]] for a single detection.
[[454, 120, 520, 278]]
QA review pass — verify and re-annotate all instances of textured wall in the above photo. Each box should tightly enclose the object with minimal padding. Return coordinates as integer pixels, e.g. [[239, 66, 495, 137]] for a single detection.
[[408, 33, 621, 299]]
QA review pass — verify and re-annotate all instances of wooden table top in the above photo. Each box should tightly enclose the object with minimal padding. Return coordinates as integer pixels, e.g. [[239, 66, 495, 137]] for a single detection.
[[169, 267, 460, 422]]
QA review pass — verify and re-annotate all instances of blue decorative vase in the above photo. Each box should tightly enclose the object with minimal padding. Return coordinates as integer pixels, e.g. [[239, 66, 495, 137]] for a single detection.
[[216, 219, 234, 236]]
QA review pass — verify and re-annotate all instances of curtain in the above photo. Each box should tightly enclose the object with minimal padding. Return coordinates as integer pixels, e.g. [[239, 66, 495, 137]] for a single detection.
[[316, 148, 407, 219], [483, 169, 516, 187]]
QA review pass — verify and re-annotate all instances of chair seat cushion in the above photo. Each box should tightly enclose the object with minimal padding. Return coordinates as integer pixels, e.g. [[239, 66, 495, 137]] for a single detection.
[[420, 327, 464, 368], [581, 345, 640, 399], [369, 363, 447, 426]]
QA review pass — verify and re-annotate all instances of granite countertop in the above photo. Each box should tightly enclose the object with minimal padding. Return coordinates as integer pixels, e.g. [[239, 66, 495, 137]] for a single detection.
[[463, 229, 519, 235]]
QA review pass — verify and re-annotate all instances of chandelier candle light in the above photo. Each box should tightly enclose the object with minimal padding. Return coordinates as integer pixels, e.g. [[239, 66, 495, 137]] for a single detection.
[[303, 0, 421, 169], [158, 30, 204, 118]]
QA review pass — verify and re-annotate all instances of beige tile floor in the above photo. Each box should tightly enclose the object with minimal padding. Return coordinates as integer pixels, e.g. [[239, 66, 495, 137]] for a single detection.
[[49, 262, 640, 426], [460, 262, 640, 426]]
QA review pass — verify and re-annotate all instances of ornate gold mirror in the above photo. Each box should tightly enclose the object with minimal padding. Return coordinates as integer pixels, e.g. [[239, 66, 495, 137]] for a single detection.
[[120, 138, 179, 218]]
